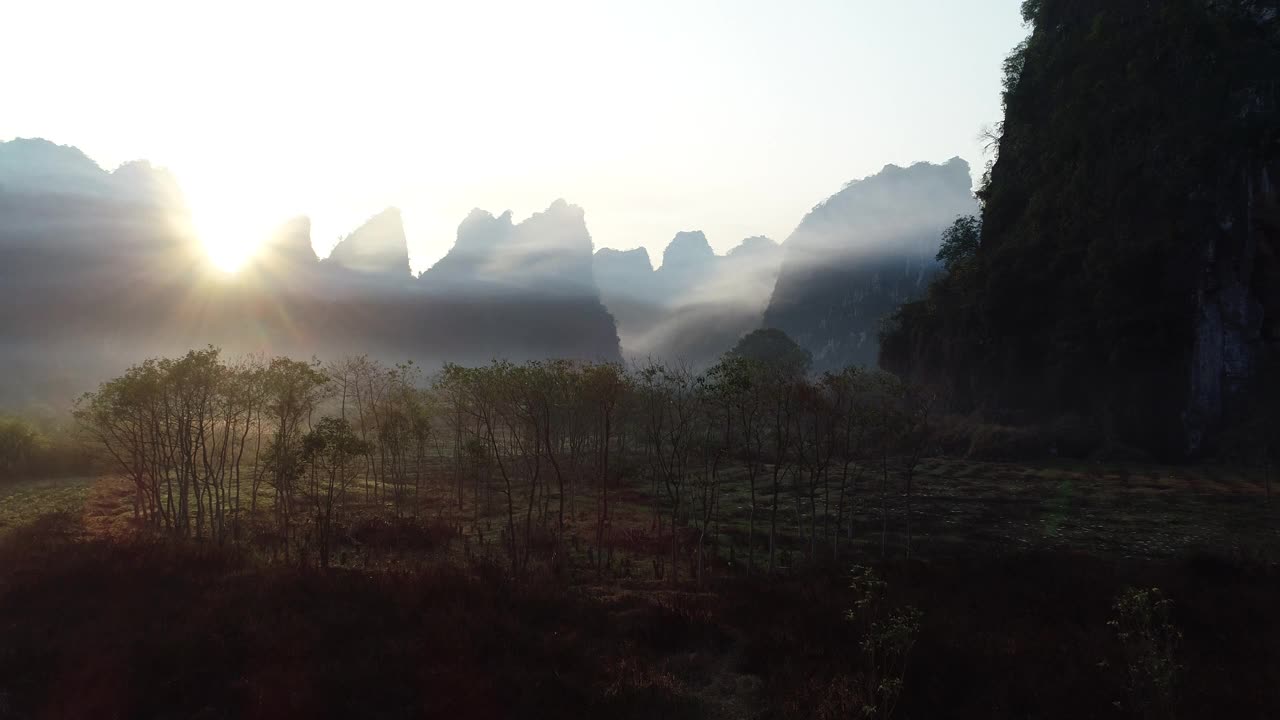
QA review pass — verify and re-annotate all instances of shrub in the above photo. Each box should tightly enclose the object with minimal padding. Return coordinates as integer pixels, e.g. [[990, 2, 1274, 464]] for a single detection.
[[1108, 586, 1182, 718], [0, 416, 99, 481], [845, 566, 922, 719], [965, 422, 1046, 461]]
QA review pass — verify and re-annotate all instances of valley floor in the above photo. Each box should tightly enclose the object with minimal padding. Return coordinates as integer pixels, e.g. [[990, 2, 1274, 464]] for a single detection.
[[1, 459, 1278, 718]]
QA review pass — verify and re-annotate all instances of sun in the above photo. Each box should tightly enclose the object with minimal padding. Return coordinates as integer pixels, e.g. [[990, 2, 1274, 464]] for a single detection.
[[190, 204, 263, 273], [205, 239, 253, 273]]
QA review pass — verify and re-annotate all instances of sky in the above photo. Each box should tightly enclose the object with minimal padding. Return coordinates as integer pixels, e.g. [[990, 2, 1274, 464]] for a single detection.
[[2, 0, 1029, 273]]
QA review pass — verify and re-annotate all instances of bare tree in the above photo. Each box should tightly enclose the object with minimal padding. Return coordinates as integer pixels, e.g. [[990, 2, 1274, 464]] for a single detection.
[[301, 416, 370, 568]]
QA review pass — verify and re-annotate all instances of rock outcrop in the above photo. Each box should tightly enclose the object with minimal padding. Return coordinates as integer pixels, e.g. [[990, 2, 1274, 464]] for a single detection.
[[422, 199, 598, 297], [879, 0, 1280, 456], [763, 158, 977, 371], [593, 232, 783, 366], [325, 208, 412, 278]]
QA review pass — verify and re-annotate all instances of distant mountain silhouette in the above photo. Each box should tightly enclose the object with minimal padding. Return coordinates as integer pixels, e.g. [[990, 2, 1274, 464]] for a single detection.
[[763, 158, 977, 371], [0, 140, 208, 404], [263, 216, 320, 265], [658, 231, 717, 290], [593, 246, 654, 293], [0, 138, 183, 208], [421, 199, 598, 297], [325, 208, 412, 278], [0, 139, 621, 406], [593, 160, 974, 372], [0, 138, 112, 197], [0, 136, 979, 403], [593, 231, 782, 366]]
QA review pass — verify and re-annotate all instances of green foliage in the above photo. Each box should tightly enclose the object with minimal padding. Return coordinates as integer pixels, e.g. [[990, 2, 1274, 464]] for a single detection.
[[728, 328, 812, 378], [302, 416, 369, 469], [1108, 587, 1182, 718], [999, 39, 1029, 111], [935, 215, 982, 274], [0, 417, 38, 479], [1020, 0, 1042, 24], [845, 565, 922, 719], [0, 415, 96, 481], [881, 0, 1280, 455], [71, 343, 949, 577]]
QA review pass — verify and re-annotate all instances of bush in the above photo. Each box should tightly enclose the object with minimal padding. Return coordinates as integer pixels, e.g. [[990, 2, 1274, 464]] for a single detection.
[[0, 416, 98, 482], [346, 515, 458, 553], [965, 422, 1047, 461], [1108, 587, 1182, 718], [929, 414, 1105, 461], [0, 417, 37, 479]]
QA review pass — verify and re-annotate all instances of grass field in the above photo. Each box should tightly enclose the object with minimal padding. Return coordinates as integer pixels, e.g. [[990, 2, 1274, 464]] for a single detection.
[[0, 475, 96, 536], [606, 457, 1280, 572], [2, 459, 1279, 718], [856, 458, 1277, 560], [8, 456, 1276, 567]]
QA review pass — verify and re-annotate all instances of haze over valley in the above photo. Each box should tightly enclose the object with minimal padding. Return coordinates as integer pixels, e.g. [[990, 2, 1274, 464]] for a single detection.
[[0, 136, 976, 404], [2, 2, 1278, 718]]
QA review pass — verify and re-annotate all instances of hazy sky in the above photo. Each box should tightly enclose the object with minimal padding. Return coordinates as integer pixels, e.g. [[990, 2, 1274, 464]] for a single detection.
[[2, 0, 1028, 272]]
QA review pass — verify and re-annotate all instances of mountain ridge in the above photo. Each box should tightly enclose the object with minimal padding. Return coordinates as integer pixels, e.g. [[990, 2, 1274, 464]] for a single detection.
[[763, 157, 977, 371]]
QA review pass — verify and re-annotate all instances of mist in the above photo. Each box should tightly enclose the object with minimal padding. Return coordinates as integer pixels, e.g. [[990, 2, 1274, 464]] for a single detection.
[[765, 158, 978, 370], [0, 138, 622, 410], [4, 4, 1278, 718], [0, 138, 981, 408], [594, 231, 784, 367]]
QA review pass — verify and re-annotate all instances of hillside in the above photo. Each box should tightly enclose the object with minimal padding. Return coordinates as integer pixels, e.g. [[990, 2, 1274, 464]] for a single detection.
[[763, 158, 977, 371], [0, 140, 622, 404], [594, 232, 782, 365], [880, 0, 1280, 456]]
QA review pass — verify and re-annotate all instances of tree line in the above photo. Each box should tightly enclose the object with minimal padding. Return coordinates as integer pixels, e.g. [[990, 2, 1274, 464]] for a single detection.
[[75, 331, 934, 580]]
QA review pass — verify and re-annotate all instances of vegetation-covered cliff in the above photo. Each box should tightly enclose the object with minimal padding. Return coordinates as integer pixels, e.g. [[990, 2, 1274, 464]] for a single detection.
[[881, 0, 1280, 456], [764, 159, 976, 372]]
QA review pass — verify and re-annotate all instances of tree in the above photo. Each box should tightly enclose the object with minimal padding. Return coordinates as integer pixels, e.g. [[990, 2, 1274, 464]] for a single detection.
[[582, 362, 628, 575], [705, 356, 767, 575], [301, 416, 370, 568], [885, 0, 1280, 457], [763, 367, 801, 573], [74, 348, 273, 542], [728, 328, 812, 378], [440, 362, 524, 574], [935, 215, 981, 274], [76, 360, 168, 529], [0, 417, 39, 480], [262, 357, 330, 556], [635, 361, 699, 582], [820, 368, 875, 560]]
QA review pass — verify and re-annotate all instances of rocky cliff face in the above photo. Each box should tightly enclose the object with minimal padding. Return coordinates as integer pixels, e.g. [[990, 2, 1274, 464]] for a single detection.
[[263, 216, 319, 265], [656, 231, 717, 294], [593, 232, 782, 366], [594, 247, 654, 294], [763, 158, 977, 372], [325, 208, 412, 278], [880, 0, 1280, 457], [1185, 160, 1280, 451], [411, 199, 620, 361], [0, 139, 208, 404], [422, 199, 599, 297]]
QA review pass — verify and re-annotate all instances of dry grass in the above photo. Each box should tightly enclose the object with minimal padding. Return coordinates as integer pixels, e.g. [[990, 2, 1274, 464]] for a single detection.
[[2, 460, 1279, 718], [0, 475, 95, 537], [5, 456, 1278, 573]]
